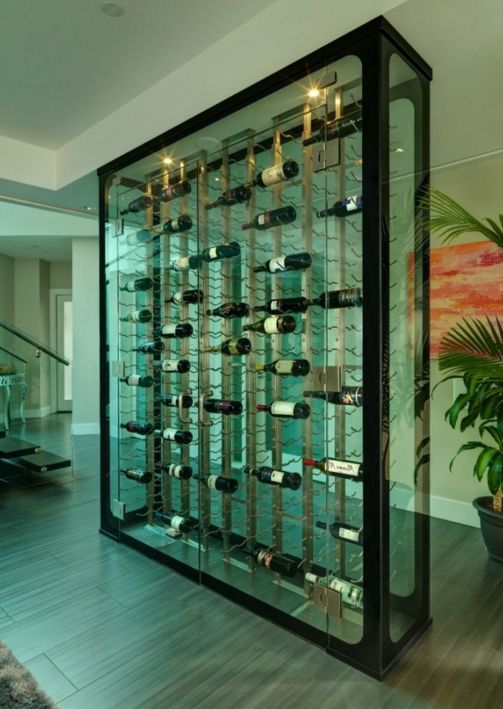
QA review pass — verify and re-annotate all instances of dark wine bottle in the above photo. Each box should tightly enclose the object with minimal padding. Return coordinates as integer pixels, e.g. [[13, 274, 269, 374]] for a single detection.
[[153, 359, 190, 373], [253, 252, 311, 274], [304, 457, 363, 480], [119, 277, 153, 292], [154, 427, 193, 444], [303, 111, 363, 146], [244, 465, 302, 490], [169, 255, 202, 272], [316, 520, 363, 546], [166, 289, 204, 305], [162, 215, 193, 233], [156, 394, 193, 408], [120, 421, 154, 435], [256, 359, 310, 377], [154, 510, 194, 533], [126, 229, 151, 246], [206, 302, 249, 319], [254, 160, 299, 188], [205, 185, 251, 210], [159, 180, 192, 203], [256, 401, 310, 419], [254, 297, 310, 315], [244, 548, 297, 577], [120, 195, 153, 216], [204, 399, 243, 416], [120, 375, 153, 388], [243, 315, 296, 335], [134, 340, 164, 355], [312, 288, 362, 309], [157, 464, 193, 480], [304, 387, 363, 407], [155, 323, 193, 339], [317, 195, 363, 219], [201, 241, 240, 262], [194, 474, 239, 493], [203, 337, 251, 356], [121, 468, 152, 483], [119, 309, 152, 323], [242, 205, 296, 231]]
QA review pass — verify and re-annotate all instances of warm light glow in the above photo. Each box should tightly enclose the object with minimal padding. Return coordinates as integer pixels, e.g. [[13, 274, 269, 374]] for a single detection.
[[163, 157, 173, 165], [308, 87, 320, 98], [395, 147, 405, 154]]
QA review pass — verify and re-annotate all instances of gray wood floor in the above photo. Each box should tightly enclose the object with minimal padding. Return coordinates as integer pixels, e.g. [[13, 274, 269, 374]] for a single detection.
[[1, 414, 502, 708]]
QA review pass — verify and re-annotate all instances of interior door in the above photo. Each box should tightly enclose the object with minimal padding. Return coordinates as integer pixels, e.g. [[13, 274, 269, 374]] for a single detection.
[[56, 293, 73, 412]]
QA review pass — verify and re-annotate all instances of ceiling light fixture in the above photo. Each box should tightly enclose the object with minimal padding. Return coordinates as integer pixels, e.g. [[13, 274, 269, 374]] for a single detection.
[[308, 87, 321, 98], [101, 2, 124, 18], [163, 157, 173, 165], [83, 205, 95, 211]]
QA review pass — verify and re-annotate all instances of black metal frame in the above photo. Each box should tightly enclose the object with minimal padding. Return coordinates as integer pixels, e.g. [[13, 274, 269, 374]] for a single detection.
[[98, 15, 431, 679]]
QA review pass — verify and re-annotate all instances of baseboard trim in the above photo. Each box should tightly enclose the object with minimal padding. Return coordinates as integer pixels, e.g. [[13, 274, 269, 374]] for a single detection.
[[430, 494, 480, 528], [71, 423, 100, 436], [24, 405, 54, 419]]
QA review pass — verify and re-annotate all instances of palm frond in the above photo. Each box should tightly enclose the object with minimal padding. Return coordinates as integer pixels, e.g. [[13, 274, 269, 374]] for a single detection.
[[424, 188, 503, 248], [439, 317, 503, 378]]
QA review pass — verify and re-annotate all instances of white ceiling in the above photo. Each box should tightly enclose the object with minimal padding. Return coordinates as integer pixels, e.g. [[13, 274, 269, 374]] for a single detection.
[[0, 0, 278, 148], [0, 235, 73, 262]]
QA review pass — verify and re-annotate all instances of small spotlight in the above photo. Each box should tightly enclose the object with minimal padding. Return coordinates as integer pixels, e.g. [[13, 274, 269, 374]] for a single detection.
[[308, 87, 321, 98], [395, 147, 405, 154], [163, 157, 173, 165], [83, 205, 94, 212]]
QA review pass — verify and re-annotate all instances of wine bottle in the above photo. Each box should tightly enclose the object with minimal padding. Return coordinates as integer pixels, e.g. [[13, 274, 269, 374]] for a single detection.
[[134, 340, 164, 355], [119, 277, 153, 292], [120, 421, 154, 435], [254, 297, 310, 315], [242, 205, 296, 231], [304, 457, 363, 480], [201, 241, 240, 263], [157, 464, 193, 480], [120, 195, 152, 215], [126, 229, 150, 245], [153, 359, 190, 373], [254, 160, 299, 188], [120, 375, 153, 388], [162, 215, 193, 233], [204, 399, 243, 416], [203, 337, 251, 356], [154, 510, 193, 533], [155, 323, 193, 339], [316, 520, 363, 545], [243, 315, 296, 335], [205, 185, 251, 210], [256, 359, 310, 377], [244, 465, 302, 490], [243, 548, 297, 577], [304, 572, 363, 608], [166, 289, 204, 305], [169, 255, 202, 272], [303, 111, 363, 146], [154, 428, 193, 444], [159, 180, 192, 202], [317, 195, 363, 219], [121, 468, 152, 483], [254, 252, 311, 274], [304, 387, 363, 407], [194, 474, 239, 493], [312, 288, 362, 309], [119, 309, 152, 323], [156, 394, 193, 408], [206, 302, 249, 319], [256, 401, 310, 419]]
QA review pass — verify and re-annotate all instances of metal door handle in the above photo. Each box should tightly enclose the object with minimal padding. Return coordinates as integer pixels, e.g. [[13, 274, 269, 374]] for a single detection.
[[199, 391, 213, 427]]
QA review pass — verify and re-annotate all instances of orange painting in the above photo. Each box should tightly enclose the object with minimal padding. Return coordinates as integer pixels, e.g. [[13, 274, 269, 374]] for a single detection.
[[430, 240, 503, 358]]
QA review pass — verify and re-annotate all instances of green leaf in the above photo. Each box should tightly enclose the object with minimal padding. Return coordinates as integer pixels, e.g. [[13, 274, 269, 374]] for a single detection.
[[478, 423, 501, 446], [438, 316, 503, 379], [449, 441, 487, 472], [446, 393, 470, 428], [474, 447, 499, 481], [487, 455, 503, 495], [497, 406, 503, 439]]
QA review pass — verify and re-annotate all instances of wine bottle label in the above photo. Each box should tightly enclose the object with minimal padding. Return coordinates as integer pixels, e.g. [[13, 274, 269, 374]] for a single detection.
[[257, 550, 272, 569], [163, 396, 178, 407], [325, 458, 361, 477], [173, 256, 189, 270], [125, 281, 136, 292], [168, 465, 183, 478], [338, 527, 360, 543], [171, 291, 183, 304], [257, 212, 271, 227], [269, 300, 281, 312], [207, 247, 218, 259], [270, 470, 285, 483], [228, 340, 241, 355], [162, 324, 177, 337], [128, 376, 141, 386], [270, 401, 296, 416], [162, 428, 178, 440], [266, 256, 286, 273], [305, 572, 318, 585], [259, 164, 286, 187], [206, 474, 218, 489], [264, 317, 281, 334], [170, 515, 185, 531], [345, 196, 360, 212], [273, 360, 294, 374], [160, 360, 179, 372]]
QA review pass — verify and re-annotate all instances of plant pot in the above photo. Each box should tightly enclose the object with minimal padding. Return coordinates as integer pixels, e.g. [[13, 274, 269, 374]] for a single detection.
[[473, 497, 503, 563]]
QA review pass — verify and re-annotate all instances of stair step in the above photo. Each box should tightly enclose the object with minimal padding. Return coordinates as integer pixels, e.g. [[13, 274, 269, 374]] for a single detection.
[[0, 437, 41, 458], [15, 452, 72, 473]]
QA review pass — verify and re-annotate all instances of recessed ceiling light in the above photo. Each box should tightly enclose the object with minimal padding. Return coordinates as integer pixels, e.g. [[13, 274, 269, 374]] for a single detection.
[[163, 157, 173, 165], [308, 87, 321, 98], [101, 2, 124, 18], [83, 205, 95, 211]]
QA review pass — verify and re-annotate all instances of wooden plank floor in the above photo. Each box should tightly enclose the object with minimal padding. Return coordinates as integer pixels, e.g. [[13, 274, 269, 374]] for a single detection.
[[1, 414, 502, 708]]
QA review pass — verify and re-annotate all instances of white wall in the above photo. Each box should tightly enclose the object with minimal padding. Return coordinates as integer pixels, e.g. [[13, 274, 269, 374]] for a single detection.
[[71, 237, 99, 435], [50, 261, 72, 289]]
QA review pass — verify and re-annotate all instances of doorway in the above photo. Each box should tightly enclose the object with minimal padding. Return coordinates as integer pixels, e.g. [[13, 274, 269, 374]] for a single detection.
[[50, 290, 73, 412]]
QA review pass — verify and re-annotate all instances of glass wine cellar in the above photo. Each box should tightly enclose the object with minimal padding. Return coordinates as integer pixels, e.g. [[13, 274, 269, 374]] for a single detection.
[[98, 18, 431, 677]]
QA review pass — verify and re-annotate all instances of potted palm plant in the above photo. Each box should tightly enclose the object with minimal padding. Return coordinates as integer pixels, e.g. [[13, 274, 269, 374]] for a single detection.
[[429, 188, 503, 561]]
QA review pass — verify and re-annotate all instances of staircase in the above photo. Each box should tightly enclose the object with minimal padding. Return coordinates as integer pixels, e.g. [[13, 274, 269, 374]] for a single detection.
[[0, 434, 71, 478]]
